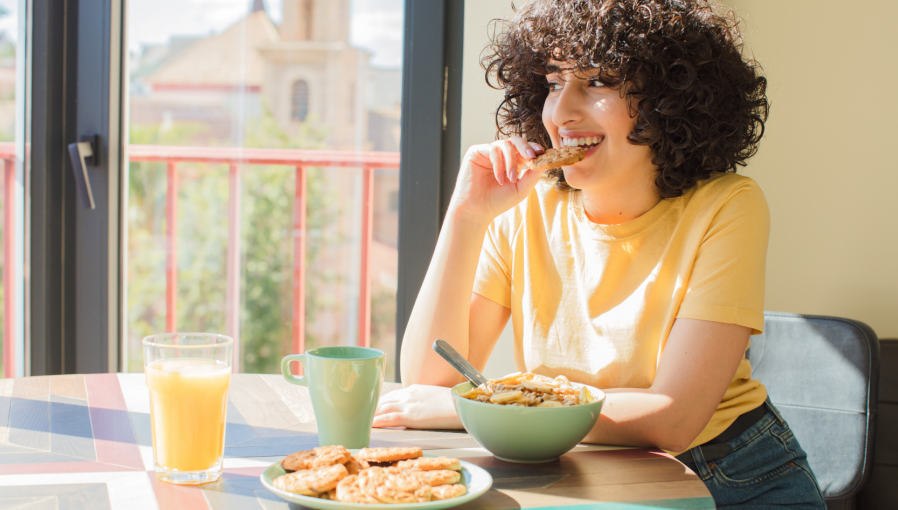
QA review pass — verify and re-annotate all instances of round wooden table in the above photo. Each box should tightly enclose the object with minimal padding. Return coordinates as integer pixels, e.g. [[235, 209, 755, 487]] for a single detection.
[[0, 374, 715, 509]]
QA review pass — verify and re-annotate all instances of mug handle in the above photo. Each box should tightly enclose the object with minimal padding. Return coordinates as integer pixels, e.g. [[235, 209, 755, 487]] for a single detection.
[[281, 354, 307, 386]]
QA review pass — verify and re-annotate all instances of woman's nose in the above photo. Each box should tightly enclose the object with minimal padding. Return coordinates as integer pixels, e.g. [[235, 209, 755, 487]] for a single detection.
[[550, 83, 585, 128]]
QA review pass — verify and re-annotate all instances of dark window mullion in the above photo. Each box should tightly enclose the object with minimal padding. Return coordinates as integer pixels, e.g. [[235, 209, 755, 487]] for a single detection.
[[29, 0, 79, 376], [29, 0, 125, 375], [72, 0, 125, 374], [395, 0, 464, 382]]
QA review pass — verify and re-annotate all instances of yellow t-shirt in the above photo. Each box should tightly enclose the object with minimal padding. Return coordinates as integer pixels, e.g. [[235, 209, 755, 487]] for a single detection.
[[473, 172, 769, 452]]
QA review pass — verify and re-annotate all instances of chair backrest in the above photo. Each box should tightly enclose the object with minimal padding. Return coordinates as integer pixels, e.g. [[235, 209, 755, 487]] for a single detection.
[[749, 312, 880, 500]]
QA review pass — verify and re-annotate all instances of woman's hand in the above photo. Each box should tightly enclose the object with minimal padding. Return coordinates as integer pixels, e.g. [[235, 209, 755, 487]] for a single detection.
[[449, 137, 545, 223], [372, 384, 463, 430]]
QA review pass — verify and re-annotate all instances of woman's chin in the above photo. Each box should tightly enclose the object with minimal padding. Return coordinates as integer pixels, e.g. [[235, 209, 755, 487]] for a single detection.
[[560, 167, 592, 190]]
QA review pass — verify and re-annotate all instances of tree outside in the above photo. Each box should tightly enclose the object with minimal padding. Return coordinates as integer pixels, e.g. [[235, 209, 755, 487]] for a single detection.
[[128, 113, 340, 373], [126, 108, 397, 377]]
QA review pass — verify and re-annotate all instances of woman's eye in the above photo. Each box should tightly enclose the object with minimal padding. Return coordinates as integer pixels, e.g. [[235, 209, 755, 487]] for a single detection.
[[547, 81, 562, 92], [589, 79, 606, 88]]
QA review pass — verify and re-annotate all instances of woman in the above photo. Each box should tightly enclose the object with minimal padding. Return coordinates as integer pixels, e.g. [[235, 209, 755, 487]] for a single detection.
[[374, 0, 825, 507]]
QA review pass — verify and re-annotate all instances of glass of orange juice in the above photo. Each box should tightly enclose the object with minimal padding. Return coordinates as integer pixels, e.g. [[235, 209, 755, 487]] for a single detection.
[[143, 333, 233, 485]]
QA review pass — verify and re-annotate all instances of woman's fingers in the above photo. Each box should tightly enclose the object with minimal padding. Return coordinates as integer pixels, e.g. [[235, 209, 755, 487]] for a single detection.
[[508, 136, 536, 161], [488, 145, 506, 185], [479, 138, 541, 186], [517, 163, 544, 188], [372, 385, 462, 430], [372, 412, 405, 428], [497, 141, 519, 183], [378, 391, 403, 404], [506, 137, 544, 183], [376, 390, 408, 411], [374, 403, 401, 416]]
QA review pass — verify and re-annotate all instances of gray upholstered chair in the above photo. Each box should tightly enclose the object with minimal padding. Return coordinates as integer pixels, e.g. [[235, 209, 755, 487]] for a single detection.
[[750, 312, 880, 509], [857, 338, 898, 508]]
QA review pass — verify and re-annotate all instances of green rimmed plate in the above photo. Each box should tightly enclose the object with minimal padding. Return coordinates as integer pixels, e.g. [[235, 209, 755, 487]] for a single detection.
[[260, 453, 493, 510]]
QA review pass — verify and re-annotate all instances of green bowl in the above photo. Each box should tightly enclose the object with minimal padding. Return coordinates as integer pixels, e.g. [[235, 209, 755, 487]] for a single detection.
[[451, 382, 605, 463]]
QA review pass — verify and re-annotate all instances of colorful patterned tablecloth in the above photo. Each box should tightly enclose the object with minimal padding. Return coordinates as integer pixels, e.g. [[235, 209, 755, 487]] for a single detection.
[[0, 374, 715, 509]]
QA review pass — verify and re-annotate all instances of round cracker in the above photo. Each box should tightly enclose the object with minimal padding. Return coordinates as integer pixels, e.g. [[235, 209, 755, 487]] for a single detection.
[[396, 456, 461, 471], [273, 464, 348, 495], [336, 475, 381, 504], [431, 483, 468, 500], [344, 456, 369, 475], [417, 469, 461, 486], [357, 446, 423, 463], [358, 467, 431, 504], [281, 445, 351, 472]]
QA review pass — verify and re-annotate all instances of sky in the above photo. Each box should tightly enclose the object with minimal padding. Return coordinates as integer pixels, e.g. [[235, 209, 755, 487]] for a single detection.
[[0, 0, 16, 43], [0, 0, 405, 68], [128, 0, 404, 68]]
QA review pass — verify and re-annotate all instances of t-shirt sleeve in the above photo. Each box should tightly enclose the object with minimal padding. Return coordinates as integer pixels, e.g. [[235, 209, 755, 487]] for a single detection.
[[472, 216, 514, 309], [677, 181, 770, 335]]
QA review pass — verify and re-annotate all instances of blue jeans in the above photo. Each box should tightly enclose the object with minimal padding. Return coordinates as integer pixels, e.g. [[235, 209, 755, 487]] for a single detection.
[[680, 399, 826, 509]]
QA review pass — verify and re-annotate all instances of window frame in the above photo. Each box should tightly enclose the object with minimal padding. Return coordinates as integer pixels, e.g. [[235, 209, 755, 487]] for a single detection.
[[29, 0, 126, 375], [26, 0, 464, 379]]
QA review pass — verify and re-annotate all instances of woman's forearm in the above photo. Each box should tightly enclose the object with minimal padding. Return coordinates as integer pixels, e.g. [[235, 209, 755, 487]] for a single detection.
[[582, 389, 693, 451], [399, 207, 491, 387]]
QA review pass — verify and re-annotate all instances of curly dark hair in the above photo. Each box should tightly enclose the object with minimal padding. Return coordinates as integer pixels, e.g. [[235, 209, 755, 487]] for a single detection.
[[482, 0, 769, 198]]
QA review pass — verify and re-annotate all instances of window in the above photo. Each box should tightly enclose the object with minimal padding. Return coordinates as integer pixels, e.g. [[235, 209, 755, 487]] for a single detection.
[[125, 0, 405, 379], [291, 80, 309, 122], [14, 0, 460, 380]]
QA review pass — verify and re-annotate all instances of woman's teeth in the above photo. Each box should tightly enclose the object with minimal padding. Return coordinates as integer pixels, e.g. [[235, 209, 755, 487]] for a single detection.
[[562, 136, 602, 147]]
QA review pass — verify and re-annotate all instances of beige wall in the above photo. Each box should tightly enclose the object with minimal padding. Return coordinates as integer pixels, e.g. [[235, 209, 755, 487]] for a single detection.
[[728, 0, 898, 338], [461, 0, 898, 357], [460, 1, 511, 152], [461, 0, 519, 377]]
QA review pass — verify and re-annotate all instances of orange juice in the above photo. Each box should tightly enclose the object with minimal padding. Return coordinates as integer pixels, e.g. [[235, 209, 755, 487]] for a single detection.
[[146, 358, 231, 472]]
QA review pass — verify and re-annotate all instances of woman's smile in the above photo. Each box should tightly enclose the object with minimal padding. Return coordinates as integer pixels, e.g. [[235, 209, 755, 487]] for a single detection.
[[559, 131, 605, 162]]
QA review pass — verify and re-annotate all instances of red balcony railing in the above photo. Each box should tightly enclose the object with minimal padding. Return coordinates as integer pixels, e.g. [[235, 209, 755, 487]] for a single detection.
[[129, 145, 400, 372], [0, 143, 14, 378], [0, 143, 400, 376]]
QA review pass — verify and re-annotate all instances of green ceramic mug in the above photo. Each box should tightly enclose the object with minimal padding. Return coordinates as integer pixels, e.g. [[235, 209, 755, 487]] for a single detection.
[[281, 346, 385, 448]]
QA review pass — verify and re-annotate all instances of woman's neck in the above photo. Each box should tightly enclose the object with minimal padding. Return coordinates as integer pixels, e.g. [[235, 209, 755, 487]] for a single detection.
[[579, 170, 661, 225]]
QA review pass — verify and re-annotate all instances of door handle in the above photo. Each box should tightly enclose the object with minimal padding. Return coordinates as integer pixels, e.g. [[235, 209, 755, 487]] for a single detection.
[[67, 135, 99, 209]]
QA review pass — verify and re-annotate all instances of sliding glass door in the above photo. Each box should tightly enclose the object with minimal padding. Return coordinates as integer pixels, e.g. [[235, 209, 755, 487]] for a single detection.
[[12, 0, 460, 379]]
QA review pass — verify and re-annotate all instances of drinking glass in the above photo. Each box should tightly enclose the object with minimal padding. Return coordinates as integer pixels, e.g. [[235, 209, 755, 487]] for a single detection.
[[143, 333, 233, 484]]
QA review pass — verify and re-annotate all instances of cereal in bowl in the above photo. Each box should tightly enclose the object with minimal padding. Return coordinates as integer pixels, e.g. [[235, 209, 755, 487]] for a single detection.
[[459, 371, 599, 407]]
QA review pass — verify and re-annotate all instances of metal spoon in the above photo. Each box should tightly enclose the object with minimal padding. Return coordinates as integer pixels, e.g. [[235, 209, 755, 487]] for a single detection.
[[432, 339, 490, 388]]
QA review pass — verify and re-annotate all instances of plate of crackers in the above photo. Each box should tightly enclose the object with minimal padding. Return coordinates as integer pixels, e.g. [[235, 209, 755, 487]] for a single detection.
[[261, 445, 492, 509]]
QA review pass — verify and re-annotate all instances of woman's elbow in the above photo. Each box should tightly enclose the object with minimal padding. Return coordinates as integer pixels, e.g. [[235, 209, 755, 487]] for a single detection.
[[655, 434, 696, 454], [651, 419, 702, 453]]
